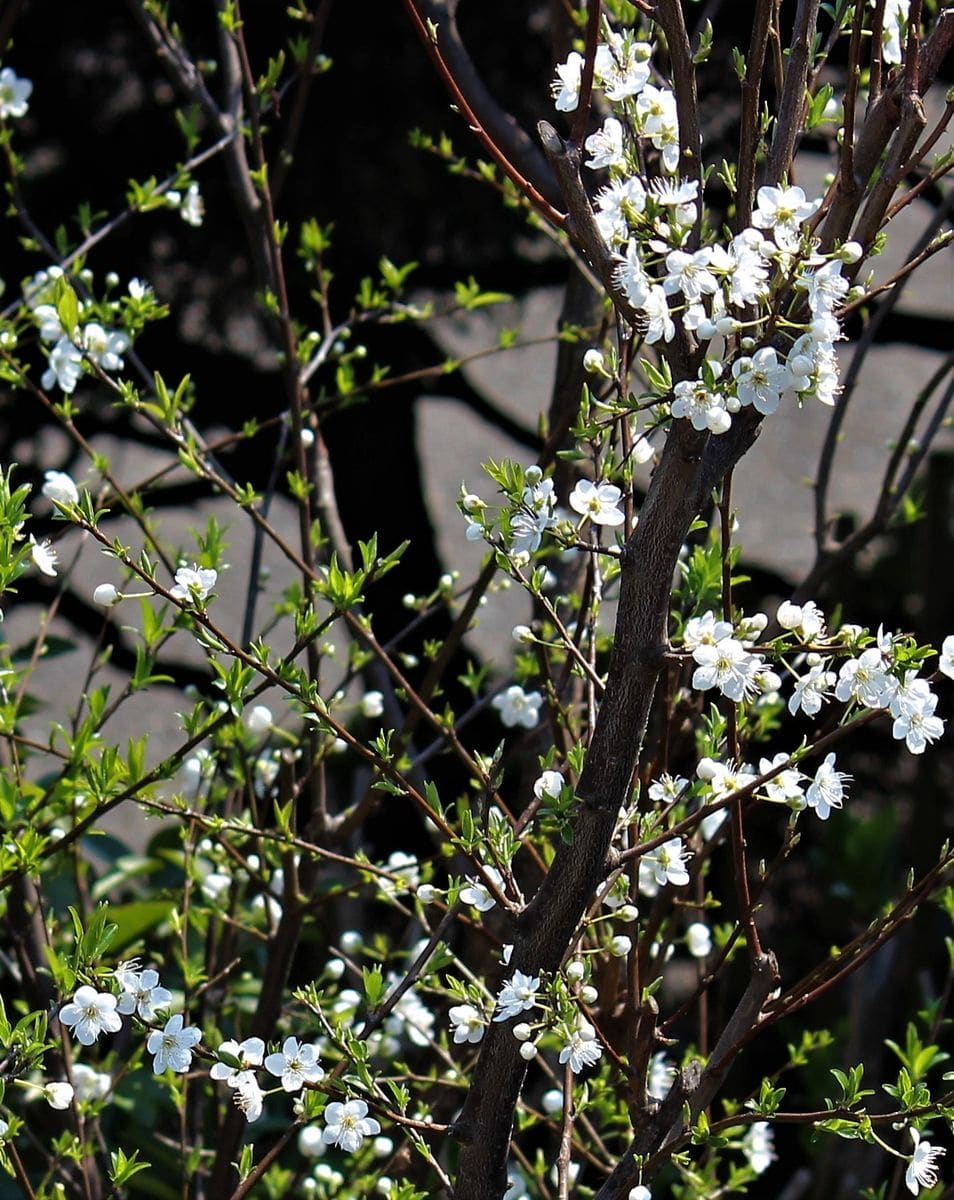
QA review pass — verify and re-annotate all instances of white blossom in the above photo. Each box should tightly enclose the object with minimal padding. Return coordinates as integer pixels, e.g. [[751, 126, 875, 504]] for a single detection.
[[492, 685, 543, 730], [460, 865, 505, 912], [758, 753, 806, 810], [939, 635, 954, 680], [80, 323, 129, 372], [42, 470, 79, 506], [210, 1036, 266, 1087], [322, 1099, 381, 1153], [147, 1014, 202, 1073], [0, 67, 32, 118], [594, 33, 651, 101], [264, 1036, 324, 1092], [170, 564, 217, 605], [93, 583, 121, 606], [116, 968, 172, 1021], [244, 704, 273, 735], [752, 185, 820, 250], [533, 770, 564, 800], [686, 922, 712, 958], [449, 1003, 485, 1045], [44, 1081, 74, 1110], [558, 1019, 603, 1073], [59, 986, 122, 1045], [30, 535, 58, 577], [905, 1128, 945, 1195], [584, 116, 626, 171], [731, 347, 790, 416], [71, 1064, 111, 1102], [551, 51, 583, 112], [642, 837, 691, 888], [569, 479, 625, 526], [805, 753, 849, 820], [742, 1121, 776, 1174], [493, 969, 540, 1023], [892, 690, 944, 754]]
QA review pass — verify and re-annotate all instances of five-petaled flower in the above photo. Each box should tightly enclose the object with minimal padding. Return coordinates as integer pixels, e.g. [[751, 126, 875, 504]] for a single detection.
[[116, 967, 172, 1021], [322, 1099, 381, 1153], [147, 1013, 202, 1074], [493, 969, 541, 1023], [569, 479, 626, 527], [643, 837, 691, 888], [170, 564, 217, 605], [264, 1036, 324, 1092], [59, 986, 122, 1046], [491, 685, 543, 730]]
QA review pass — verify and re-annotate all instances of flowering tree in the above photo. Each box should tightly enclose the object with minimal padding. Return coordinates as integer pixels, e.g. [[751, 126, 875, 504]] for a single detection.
[[0, 2, 952, 1199]]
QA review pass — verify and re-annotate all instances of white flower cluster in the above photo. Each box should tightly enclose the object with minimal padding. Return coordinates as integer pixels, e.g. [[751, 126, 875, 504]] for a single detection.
[[462, 466, 627, 561], [551, 29, 863, 434], [683, 610, 778, 703], [59, 964, 200, 1078], [784, 613, 949, 756], [25, 267, 132, 395], [209, 1034, 325, 1126]]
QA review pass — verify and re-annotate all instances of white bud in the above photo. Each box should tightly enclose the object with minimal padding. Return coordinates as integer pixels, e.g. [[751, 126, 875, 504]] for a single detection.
[[617, 904, 639, 923], [340, 930, 363, 954], [361, 691, 385, 719], [300, 427, 315, 448], [93, 583, 121, 607], [583, 348, 606, 374], [243, 704, 273, 735], [541, 1087, 564, 1114], [513, 1022, 533, 1041], [324, 958, 345, 980], [524, 465, 543, 485], [686, 922, 712, 958], [519, 1041, 538, 1060], [580, 985, 598, 1004], [776, 600, 803, 630], [839, 240, 863, 263], [416, 883, 438, 904], [610, 935, 632, 957], [511, 624, 533, 643], [566, 960, 585, 982]]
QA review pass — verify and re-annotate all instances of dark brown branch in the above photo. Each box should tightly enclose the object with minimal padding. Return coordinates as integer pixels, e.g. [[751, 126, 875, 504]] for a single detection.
[[403, 0, 565, 222], [736, 0, 774, 229], [764, 0, 821, 186]]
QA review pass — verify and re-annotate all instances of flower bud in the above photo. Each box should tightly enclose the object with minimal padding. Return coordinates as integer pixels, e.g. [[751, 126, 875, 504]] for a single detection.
[[93, 583, 121, 607]]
